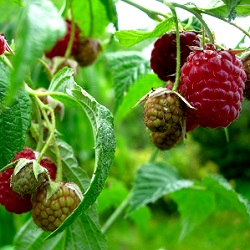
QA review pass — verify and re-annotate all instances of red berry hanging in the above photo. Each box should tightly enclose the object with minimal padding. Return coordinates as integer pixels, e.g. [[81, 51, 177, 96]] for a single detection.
[[178, 44, 247, 128], [45, 20, 80, 59], [150, 31, 201, 81]]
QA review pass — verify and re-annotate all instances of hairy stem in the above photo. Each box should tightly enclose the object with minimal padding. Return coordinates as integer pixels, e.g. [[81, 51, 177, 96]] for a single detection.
[[164, 1, 181, 91], [121, 0, 170, 21]]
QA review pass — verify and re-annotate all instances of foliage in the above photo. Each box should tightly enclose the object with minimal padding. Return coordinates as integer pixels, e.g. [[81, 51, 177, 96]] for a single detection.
[[1, 0, 250, 249]]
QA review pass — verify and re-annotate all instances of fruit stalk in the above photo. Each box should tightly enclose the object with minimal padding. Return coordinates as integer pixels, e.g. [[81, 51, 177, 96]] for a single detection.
[[164, 1, 181, 91]]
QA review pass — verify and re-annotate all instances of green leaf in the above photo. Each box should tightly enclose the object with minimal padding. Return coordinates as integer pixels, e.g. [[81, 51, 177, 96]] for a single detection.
[[72, 0, 110, 37], [105, 51, 151, 113], [203, 174, 250, 218], [171, 188, 216, 239], [0, 0, 22, 23], [8, 0, 65, 102], [46, 71, 115, 239], [116, 73, 163, 122], [221, 0, 241, 20], [114, 17, 174, 47], [128, 162, 194, 214], [203, 1, 250, 18], [99, 0, 118, 30], [0, 64, 32, 168]]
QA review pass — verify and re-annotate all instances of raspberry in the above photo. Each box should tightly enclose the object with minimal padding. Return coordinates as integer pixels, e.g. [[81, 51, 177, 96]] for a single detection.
[[45, 20, 80, 59], [0, 34, 6, 55], [150, 31, 200, 81], [178, 44, 246, 128], [32, 182, 82, 231], [0, 168, 32, 214], [11, 160, 49, 195], [74, 37, 102, 67], [40, 157, 57, 181], [14, 147, 36, 161], [144, 91, 186, 133], [151, 124, 183, 150]]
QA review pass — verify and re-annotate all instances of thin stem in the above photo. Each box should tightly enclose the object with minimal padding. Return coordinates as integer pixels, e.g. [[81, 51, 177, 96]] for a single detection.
[[65, 0, 76, 59], [31, 96, 44, 152], [149, 148, 159, 163], [102, 193, 131, 234], [199, 9, 250, 39], [38, 58, 52, 80], [53, 137, 63, 182], [164, 1, 181, 91], [121, 0, 170, 21], [172, 2, 214, 43]]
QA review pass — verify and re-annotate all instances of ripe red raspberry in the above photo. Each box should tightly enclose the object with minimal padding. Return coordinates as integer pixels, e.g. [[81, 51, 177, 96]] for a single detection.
[[0, 168, 32, 214], [32, 182, 82, 231], [74, 37, 102, 67], [45, 20, 80, 59], [150, 31, 200, 81], [178, 44, 246, 128], [0, 34, 6, 55], [14, 147, 36, 161], [40, 157, 57, 181]]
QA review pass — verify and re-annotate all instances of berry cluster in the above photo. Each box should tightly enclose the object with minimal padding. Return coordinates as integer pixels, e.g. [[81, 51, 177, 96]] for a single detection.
[[45, 19, 101, 67], [145, 32, 247, 149], [0, 147, 82, 231]]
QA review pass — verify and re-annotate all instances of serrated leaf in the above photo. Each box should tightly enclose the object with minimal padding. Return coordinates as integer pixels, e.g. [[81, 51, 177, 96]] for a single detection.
[[45, 73, 115, 239], [203, 174, 250, 219], [114, 17, 174, 47], [0, 64, 32, 167], [72, 0, 110, 37], [8, 0, 65, 102], [116, 73, 163, 122], [171, 188, 216, 239], [105, 51, 151, 113], [128, 162, 194, 214]]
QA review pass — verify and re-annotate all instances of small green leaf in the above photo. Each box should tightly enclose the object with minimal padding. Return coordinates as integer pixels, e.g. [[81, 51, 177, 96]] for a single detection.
[[105, 51, 151, 113], [115, 17, 174, 47], [0, 64, 32, 167], [8, 0, 65, 102], [72, 0, 110, 37], [99, 0, 118, 30], [171, 188, 216, 239], [128, 162, 194, 214]]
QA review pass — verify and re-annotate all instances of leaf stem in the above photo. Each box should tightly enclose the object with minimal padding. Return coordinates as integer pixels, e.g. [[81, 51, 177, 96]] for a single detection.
[[121, 0, 170, 21], [164, 1, 181, 91], [102, 193, 131, 234], [171, 2, 214, 43]]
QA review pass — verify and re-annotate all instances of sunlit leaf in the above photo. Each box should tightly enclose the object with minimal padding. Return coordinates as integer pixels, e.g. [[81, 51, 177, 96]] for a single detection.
[[115, 17, 174, 47]]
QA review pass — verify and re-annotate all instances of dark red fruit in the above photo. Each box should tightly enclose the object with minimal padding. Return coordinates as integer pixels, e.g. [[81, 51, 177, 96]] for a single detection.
[[150, 31, 200, 81], [14, 147, 36, 161], [40, 157, 57, 181], [0, 34, 6, 55], [45, 20, 80, 59], [178, 44, 246, 128], [74, 37, 102, 67], [0, 168, 32, 214]]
